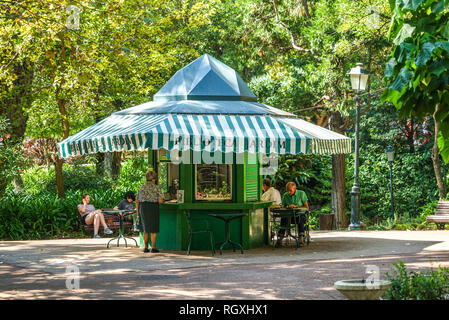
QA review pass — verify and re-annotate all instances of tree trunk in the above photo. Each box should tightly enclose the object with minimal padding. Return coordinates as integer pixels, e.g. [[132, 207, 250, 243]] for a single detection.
[[54, 155, 65, 198], [432, 104, 447, 199], [329, 111, 347, 229], [96, 152, 105, 175], [0, 62, 33, 193], [55, 96, 70, 198], [105, 151, 121, 181], [0, 61, 33, 139]]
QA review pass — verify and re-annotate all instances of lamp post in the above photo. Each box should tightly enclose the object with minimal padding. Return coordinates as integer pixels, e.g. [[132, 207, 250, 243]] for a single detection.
[[386, 146, 395, 221], [348, 63, 369, 230]]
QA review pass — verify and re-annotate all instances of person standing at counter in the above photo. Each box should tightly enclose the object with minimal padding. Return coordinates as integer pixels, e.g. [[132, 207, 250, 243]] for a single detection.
[[278, 181, 309, 246], [136, 170, 164, 253]]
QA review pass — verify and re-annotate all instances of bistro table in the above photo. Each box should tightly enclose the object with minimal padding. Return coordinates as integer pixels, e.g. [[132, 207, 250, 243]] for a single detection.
[[208, 213, 247, 255], [101, 209, 139, 249], [269, 207, 310, 247]]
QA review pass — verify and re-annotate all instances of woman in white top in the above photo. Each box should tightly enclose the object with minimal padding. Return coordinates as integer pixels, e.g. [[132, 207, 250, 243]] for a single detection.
[[261, 178, 282, 205]]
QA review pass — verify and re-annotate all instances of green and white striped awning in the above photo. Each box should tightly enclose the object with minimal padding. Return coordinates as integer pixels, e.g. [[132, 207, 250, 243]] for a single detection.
[[57, 113, 351, 158], [57, 54, 352, 158]]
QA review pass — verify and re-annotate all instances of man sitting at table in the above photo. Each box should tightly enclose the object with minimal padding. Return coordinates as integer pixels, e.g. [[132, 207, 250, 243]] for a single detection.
[[113, 191, 138, 232], [277, 181, 309, 247], [261, 178, 282, 205]]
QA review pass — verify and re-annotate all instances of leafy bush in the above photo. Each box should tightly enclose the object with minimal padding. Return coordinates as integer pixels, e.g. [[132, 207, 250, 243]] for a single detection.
[[0, 188, 124, 240], [0, 116, 27, 196], [420, 200, 438, 221], [345, 101, 440, 224], [21, 163, 115, 194], [364, 216, 433, 231], [383, 261, 449, 300], [115, 156, 148, 193], [271, 153, 332, 207], [0, 155, 149, 240]]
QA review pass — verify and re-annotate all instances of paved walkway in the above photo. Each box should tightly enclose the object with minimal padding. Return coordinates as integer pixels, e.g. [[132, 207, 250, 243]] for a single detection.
[[1, 230, 448, 299]]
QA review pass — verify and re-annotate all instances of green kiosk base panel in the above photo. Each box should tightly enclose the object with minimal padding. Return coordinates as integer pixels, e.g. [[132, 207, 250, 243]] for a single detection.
[[138, 202, 272, 251]]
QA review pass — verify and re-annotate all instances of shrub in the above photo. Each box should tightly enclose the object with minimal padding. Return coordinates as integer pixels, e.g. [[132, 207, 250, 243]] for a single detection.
[[0, 188, 124, 240], [21, 163, 114, 194], [271, 153, 332, 207], [0, 155, 148, 240], [382, 261, 449, 300], [0, 116, 28, 196]]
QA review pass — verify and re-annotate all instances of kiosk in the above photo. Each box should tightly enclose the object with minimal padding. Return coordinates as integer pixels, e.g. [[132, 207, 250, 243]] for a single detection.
[[57, 54, 352, 251]]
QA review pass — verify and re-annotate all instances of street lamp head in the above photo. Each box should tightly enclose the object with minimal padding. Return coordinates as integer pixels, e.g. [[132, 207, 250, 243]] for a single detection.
[[348, 63, 369, 92], [386, 145, 395, 162]]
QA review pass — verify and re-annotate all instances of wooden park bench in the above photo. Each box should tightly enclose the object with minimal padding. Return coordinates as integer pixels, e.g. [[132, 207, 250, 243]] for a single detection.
[[426, 201, 449, 230], [79, 209, 134, 235]]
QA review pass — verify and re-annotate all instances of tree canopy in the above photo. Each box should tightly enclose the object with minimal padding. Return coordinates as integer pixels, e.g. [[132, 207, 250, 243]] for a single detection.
[[382, 0, 449, 160]]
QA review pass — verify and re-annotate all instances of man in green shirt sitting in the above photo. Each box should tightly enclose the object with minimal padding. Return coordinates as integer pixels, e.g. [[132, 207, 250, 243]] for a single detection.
[[278, 181, 309, 246]]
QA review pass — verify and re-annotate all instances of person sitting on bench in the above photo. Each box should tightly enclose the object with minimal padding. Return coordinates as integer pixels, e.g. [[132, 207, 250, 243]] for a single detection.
[[114, 191, 138, 232], [78, 193, 113, 238]]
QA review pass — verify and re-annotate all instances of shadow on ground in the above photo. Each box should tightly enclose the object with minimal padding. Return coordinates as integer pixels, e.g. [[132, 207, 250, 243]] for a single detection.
[[1, 231, 448, 299]]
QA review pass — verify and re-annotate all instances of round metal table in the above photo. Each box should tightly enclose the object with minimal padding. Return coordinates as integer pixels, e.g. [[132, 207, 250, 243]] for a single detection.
[[208, 213, 247, 255], [270, 207, 310, 247], [101, 209, 139, 249]]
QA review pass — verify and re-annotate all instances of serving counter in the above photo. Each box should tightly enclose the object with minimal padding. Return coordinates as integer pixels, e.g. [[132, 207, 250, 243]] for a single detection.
[[139, 201, 272, 250]]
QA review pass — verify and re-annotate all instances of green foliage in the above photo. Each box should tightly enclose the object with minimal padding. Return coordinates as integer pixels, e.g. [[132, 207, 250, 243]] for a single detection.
[[21, 164, 114, 194], [115, 156, 148, 193], [347, 100, 439, 222], [270, 153, 332, 207], [382, 0, 449, 161], [419, 199, 438, 220], [364, 215, 433, 231], [308, 210, 320, 230], [0, 116, 27, 196], [356, 149, 438, 220], [383, 261, 449, 300], [0, 189, 85, 240], [0, 156, 148, 240]]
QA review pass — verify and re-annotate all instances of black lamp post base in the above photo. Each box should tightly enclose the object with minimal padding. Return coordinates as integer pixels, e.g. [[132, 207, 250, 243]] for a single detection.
[[349, 223, 361, 231], [350, 185, 361, 231]]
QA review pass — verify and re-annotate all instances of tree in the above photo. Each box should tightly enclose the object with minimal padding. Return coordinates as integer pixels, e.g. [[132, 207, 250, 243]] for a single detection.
[[382, 0, 449, 199], [0, 117, 27, 196], [2, 0, 220, 197]]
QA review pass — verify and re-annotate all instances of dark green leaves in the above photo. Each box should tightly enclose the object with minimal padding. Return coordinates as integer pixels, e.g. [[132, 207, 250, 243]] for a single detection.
[[385, 57, 398, 78], [428, 60, 449, 77], [383, 0, 449, 162], [441, 23, 449, 40], [415, 42, 436, 66], [397, 42, 415, 63], [390, 67, 414, 92], [400, 0, 425, 11], [393, 23, 416, 44]]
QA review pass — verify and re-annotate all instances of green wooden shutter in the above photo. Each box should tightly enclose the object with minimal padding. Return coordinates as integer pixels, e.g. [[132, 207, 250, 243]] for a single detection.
[[245, 153, 259, 201]]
